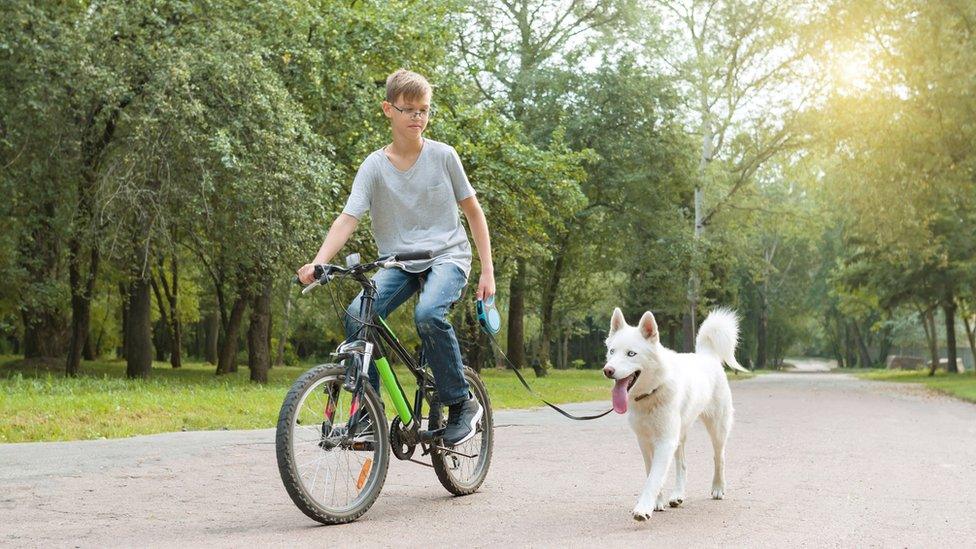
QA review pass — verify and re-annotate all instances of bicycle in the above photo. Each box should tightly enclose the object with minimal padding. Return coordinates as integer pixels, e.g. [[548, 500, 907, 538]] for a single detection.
[[276, 251, 494, 524]]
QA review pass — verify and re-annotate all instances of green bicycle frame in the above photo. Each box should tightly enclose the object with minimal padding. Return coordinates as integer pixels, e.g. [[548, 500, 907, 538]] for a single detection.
[[343, 266, 437, 430], [375, 356, 412, 424], [368, 314, 431, 427]]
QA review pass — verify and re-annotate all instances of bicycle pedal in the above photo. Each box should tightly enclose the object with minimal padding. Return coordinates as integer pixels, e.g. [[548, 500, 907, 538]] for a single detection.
[[418, 428, 445, 443]]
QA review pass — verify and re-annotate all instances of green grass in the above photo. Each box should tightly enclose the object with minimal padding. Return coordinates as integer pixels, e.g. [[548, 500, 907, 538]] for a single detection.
[[0, 355, 751, 443], [856, 369, 976, 403]]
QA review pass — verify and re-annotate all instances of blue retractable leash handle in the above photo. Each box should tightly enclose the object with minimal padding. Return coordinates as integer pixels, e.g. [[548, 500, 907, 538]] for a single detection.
[[476, 294, 612, 421], [476, 295, 502, 334]]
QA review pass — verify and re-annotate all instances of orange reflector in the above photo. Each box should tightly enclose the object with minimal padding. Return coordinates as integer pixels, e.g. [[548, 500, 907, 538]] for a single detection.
[[357, 458, 373, 490]]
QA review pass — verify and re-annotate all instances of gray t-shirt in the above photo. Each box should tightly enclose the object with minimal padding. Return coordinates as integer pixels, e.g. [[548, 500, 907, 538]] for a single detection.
[[342, 139, 476, 276]]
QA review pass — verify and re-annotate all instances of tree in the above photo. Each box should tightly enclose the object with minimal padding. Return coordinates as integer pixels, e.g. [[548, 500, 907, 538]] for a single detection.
[[455, 0, 636, 373], [644, 0, 818, 349], [811, 0, 976, 374]]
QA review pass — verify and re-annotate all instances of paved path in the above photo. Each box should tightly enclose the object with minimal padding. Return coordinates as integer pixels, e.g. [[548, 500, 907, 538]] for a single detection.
[[786, 357, 837, 372], [2, 372, 975, 547]]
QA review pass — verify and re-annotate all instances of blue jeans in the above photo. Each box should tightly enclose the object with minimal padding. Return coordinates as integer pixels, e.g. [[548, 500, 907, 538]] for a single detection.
[[344, 262, 470, 406]]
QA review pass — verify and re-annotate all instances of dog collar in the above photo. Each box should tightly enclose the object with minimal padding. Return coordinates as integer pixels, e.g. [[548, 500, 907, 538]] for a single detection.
[[634, 385, 660, 402]]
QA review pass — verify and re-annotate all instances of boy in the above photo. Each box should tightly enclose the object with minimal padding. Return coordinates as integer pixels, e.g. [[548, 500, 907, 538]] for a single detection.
[[297, 69, 495, 446]]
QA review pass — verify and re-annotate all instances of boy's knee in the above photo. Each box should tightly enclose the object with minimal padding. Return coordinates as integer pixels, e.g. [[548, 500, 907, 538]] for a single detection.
[[414, 305, 445, 333]]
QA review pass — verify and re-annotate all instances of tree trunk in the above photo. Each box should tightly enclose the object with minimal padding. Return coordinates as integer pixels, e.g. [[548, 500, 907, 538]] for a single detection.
[[961, 310, 975, 376], [83, 332, 95, 360], [204, 310, 219, 365], [66, 244, 99, 376], [684, 107, 712, 352], [22, 309, 67, 359], [217, 296, 248, 375], [756, 289, 769, 369], [682, 311, 696, 352], [944, 301, 959, 373], [125, 276, 154, 379], [843, 322, 856, 368], [876, 320, 893, 366], [921, 308, 939, 376], [171, 315, 183, 369], [68, 101, 124, 374], [155, 256, 182, 369], [161, 269, 176, 365], [275, 289, 292, 366], [247, 283, 272, 383], [118, 282, 129, 359], [506, 260, 528, 371], [152, 320, 169, 362], [830, 315, 845, 368], [539, 242, 566, 369], [19, 198, 67, 359], [560, 332, 570, 369], [851, 321, 873, 368]]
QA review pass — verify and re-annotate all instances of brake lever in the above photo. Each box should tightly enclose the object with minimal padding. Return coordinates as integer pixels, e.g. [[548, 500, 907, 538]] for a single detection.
[[301, 278, 322, 295], [300, 266, 335, 295]]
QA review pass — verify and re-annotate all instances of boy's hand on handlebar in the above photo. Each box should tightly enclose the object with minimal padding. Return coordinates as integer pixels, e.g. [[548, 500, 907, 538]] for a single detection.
[[297, 263, 317, 285]]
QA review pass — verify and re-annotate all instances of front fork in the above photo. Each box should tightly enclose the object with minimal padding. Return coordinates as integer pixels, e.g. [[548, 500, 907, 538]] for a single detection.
[[340, 341, 417, 435]]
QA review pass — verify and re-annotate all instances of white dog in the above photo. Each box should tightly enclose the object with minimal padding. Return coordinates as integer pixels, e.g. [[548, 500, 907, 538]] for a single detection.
[[603, 307, 748, 522]]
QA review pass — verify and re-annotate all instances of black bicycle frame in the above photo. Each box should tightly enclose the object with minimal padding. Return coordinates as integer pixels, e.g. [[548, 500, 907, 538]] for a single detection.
[[343, 273, 436, 428]]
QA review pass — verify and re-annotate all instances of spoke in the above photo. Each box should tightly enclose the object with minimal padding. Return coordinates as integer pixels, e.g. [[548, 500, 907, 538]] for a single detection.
[[295, 424, 324, 441], [344, 450, 352, 502], [297, 453, 331, 470]]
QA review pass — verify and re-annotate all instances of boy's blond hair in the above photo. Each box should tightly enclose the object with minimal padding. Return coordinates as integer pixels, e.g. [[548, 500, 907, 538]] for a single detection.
[[386, 69, 432, 103]]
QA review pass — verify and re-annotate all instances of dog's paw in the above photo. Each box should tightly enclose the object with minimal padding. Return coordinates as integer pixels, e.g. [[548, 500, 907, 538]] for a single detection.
[[632, 506, 654, 522], [711, 486, 725, 500], [654, 493, 669, 511], [668, 497, 684, 508]]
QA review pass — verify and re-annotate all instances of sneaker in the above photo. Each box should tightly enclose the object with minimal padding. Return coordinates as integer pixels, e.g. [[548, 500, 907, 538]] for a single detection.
[[442, 396, 483, 446]]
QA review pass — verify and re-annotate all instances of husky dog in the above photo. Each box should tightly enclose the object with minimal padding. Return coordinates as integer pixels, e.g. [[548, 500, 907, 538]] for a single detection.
[[603, 307, 748, 522]]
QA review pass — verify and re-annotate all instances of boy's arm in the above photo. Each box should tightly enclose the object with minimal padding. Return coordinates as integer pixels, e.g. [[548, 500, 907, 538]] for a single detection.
[[458, 196, 495, 299], [297, 213, 358, 284]]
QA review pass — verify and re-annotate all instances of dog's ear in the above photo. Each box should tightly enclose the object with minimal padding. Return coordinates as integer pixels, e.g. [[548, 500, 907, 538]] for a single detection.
[[638, 311, 658, 341], [609, 307, 626, 336]]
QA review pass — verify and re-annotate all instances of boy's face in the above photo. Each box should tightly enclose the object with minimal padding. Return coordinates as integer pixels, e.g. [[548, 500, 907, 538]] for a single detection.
[[382, 92, 431, 139]]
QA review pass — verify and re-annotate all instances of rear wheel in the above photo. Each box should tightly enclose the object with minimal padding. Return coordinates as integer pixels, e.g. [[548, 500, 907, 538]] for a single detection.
[[430, 367, 493, 495], [276, 365, 389, 524]]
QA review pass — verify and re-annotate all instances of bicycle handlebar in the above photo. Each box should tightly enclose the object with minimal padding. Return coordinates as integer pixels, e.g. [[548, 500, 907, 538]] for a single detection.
[[391, 250, 434, 262], [295, 250, 434, 294]]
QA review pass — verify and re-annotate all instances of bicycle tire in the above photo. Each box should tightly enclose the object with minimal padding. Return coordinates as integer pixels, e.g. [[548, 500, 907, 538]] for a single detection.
[[276, 364, 390, 524], [431, 367, 493, 495]]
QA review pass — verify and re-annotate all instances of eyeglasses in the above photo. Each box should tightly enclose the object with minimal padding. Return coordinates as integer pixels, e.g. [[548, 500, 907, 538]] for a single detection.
[[390, 104, 434, 120]]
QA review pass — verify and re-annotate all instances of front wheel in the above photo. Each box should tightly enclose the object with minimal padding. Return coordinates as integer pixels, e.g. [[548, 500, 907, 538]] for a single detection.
[[276, 365, 389, 524], [430, 367, 493, 495]]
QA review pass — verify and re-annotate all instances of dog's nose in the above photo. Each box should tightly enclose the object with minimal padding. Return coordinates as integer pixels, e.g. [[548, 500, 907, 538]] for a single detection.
[[603, 366, 615, 379]]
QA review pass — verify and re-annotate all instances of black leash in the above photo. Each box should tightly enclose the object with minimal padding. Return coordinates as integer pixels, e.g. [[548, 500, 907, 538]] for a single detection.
[[483, 330, 613, 421]]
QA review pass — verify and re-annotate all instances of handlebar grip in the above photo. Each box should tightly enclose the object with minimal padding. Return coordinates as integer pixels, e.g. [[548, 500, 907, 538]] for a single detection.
[[393, 250, 434, 262]]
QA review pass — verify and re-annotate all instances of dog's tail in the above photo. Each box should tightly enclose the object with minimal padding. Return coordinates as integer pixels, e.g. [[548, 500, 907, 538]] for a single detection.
[[696, 308, 749, 372]]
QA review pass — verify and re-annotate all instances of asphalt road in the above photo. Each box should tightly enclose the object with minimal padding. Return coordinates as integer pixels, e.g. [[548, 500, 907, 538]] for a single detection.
[[2, 370, 975, 547]]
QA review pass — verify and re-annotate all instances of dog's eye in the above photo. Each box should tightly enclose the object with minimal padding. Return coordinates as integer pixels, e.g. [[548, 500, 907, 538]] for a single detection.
[[608, 349, 615, 355], [626, 351, 637, 357]]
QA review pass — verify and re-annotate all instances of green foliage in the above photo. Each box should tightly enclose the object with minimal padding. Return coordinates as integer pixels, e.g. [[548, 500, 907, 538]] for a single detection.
[[1, 0, 973, 393], [858, 370, 976, 404]]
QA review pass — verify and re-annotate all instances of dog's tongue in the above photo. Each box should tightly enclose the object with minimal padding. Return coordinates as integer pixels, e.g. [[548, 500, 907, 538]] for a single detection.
[[612, 377, 630, 414]]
